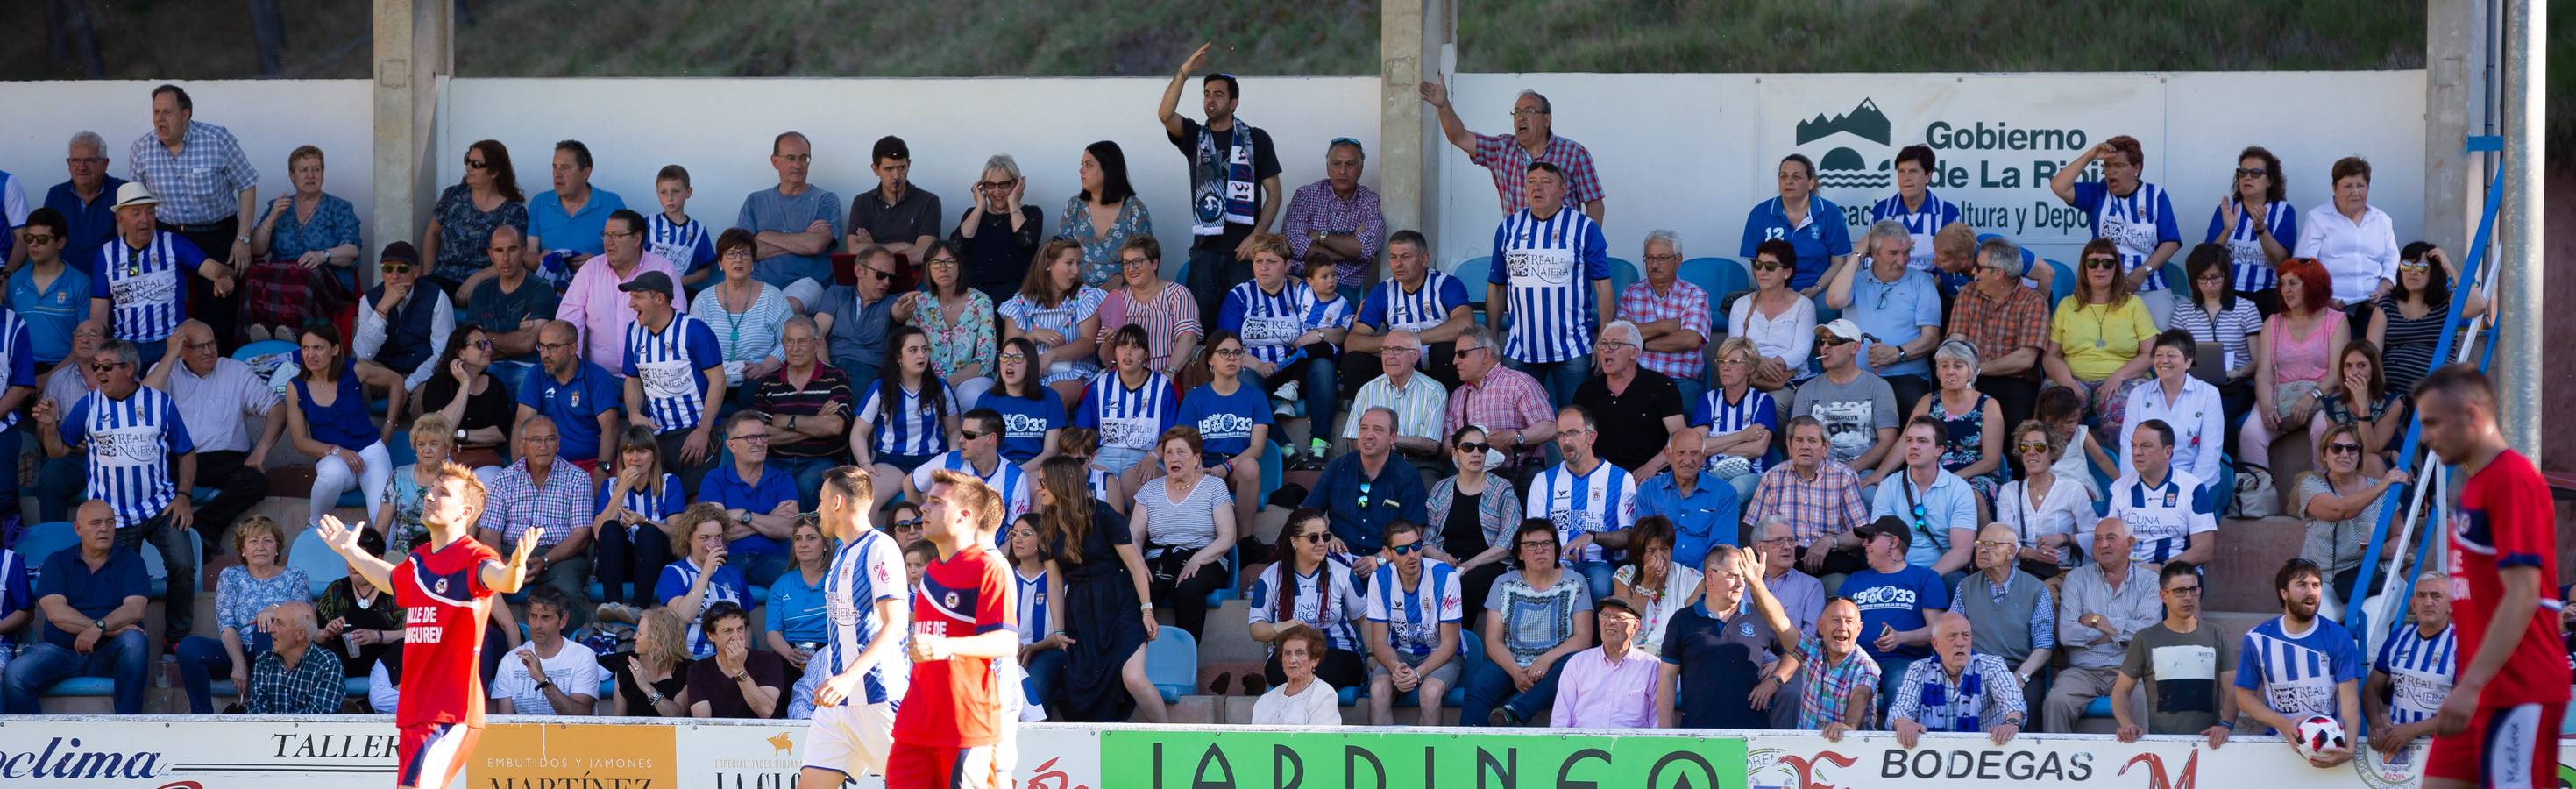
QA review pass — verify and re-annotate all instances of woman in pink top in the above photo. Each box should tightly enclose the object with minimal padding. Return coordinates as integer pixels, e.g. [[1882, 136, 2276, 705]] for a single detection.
[[2238, 257, 2349, 468]]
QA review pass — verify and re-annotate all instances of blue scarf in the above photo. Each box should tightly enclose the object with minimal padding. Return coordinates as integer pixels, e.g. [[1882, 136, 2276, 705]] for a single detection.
[[1920, 655, 1985, 732], [1192, 117, 1257, 236]]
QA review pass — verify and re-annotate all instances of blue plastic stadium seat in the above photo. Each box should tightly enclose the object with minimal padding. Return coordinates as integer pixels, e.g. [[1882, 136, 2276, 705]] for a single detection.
[[208, 679, 239, 698], [1145, 628, 1200, 705], [1607, 258, 1641, 299], [345, 677, 371, 697], [230, 339, 297, 365], [1256, 441, 1282, 513], [1678, 257, 1753, 309], [13, 522, 78, 575], [2046, 259, 2077, 307], [43, 677, 116, 697], [2161, 262, 2187, 295], [290, 529, 351, 597], [1206, 546, 1240, 608], [2083, 696, 2112, 719], [1338, 685, 1361, 707]]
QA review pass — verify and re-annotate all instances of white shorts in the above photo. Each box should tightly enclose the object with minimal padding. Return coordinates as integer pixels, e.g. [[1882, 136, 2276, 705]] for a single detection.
[[801, 700, 898, 778]]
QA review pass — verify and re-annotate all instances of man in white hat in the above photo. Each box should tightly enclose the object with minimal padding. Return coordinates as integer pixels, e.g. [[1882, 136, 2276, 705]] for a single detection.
[[1790, 319, 1898, 483], [88, 182, 232, 362]]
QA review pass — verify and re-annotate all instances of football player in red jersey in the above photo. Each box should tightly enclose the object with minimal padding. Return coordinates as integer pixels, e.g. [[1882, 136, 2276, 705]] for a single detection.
[[2413, 365, 2567, 789], [888, 469, 1018, 789], [315, 462, 543, 789]]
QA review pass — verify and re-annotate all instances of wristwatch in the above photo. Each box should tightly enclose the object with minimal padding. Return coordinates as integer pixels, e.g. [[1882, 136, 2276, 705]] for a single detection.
[[1139, 602, 1155, 613], [536, 679, 556, 692]]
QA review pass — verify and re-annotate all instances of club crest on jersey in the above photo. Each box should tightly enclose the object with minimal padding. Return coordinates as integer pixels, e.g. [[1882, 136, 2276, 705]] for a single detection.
[[434, 578, 449, 594], [569, 390, 580, 408], [944, 591, 961, 609]]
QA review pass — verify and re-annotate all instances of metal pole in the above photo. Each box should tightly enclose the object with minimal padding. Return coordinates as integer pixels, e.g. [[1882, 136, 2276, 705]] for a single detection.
[[2494, 0, 2543, 455]]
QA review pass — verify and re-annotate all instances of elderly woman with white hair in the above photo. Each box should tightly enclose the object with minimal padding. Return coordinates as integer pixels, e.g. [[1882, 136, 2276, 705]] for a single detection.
[[1571, 319, 1689, 476], [954, 153, 1046, 305], [1881, 337, 2010, 499]]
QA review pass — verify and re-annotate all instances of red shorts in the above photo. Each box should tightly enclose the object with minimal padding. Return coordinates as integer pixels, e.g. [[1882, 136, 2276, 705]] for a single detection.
[[2425, 702, 2562, 787], [397, 722, 482, 789], [885, 741, 999, 789]]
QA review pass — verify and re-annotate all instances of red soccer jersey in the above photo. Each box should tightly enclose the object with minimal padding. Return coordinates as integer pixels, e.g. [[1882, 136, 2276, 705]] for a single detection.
[[893, 543, 1013, 748], [2447, 450, 2571, 706], [393, 537, 501, 728]]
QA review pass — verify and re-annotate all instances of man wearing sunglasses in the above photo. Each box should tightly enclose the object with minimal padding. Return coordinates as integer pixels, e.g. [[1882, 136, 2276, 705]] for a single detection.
[[33, 337, 200, 646], [813, 245, 900, 386], [906, 409, 1032, 536], [9, 208, 91, 370], [1793, 319, 1899, 480], [40, 131, 124, 274], [352, 240, 454, 392]]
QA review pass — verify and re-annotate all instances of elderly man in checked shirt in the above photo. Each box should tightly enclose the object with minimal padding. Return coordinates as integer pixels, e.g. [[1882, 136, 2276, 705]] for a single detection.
[[1741, 416, 1870, 577], [1888, 612, 2028, 747], [1616, 231, 1713, 404]]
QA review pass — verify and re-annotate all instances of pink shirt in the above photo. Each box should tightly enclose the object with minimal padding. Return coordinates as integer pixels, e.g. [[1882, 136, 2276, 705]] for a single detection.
[[556, 251, 684, 373], [1549, 645, 1660, 729]]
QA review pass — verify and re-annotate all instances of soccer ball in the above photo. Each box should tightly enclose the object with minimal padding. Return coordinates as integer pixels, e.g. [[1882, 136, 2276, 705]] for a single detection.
[[2295, 714, 2350, 761]]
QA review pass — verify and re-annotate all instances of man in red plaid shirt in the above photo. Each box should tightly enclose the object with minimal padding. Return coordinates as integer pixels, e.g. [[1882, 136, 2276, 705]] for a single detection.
[[1617, 230, 1714, 403], [1419, 75, 1606, 223]]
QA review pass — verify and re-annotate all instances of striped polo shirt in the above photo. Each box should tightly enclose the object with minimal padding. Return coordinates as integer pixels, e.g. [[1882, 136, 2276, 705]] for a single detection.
[[1219, 279, 1313, 366], [1524, 458, 1638, 564], [90, 232, 201, 344], [1870, 190, 1963, 274], [622, 312, 723, 434], [1488, 207, 1609, 364], [858, 380, 958, 458], [1356, 270, 1472, 334], [2203, 200, 2301, 292], [645, 213, 715, 277], [821, 527, 912, 706], [1072, 370, 1178, 455], [2073, 181, 2183, 292], [64, 386, 195, 528]]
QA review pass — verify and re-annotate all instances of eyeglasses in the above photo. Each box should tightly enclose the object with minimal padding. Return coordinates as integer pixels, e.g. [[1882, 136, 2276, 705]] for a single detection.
[[960, 429, 989, 441], [1643, 253, 1682, 262], [2165, 584, 2203, 595], [380, 263, 413, 274], [1295, 531, 1331, 544], [925, 258, 962, 268], [464, 157, 490, 170], [22, 234, 55, 245], [731, 434, 769, 444], [974, 180, 1018, 191], [2083, 257, 2120, 270], [602, 230, 639, 239], [1119, 256, 1154, 267], [1456, 441, 1491, 454], [776, 153, 813, 163], [537, 340, 577, 351], [1387, 542, 1424, 555], [1751, 261, 1789, 272], [1756, 536, 1797, 545], [997, 353, 1026, 363], [2234, 167, 2269, 178], [1975, 539, 2017, 550], [471, 338, 493, 351], [1508, 108, 1548, 117], [1599, 341, 1636, 352], [2324, 442, 2364, 456], [892, 519, 922, 530], [1211, 347, 1246, 358], [1384, 345, 1420, 355], [1516, 540, 1557, 550]]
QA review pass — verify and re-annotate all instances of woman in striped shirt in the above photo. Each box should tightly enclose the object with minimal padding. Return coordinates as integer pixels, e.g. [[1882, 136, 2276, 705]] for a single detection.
[[999, 239, 1106, 403], [2203, 146, 2297, 302], [2168, 244, 2262, 440], [1695, 337, 1780, 501], [592, 425, 686, 608], [850, 325, 961, 509]]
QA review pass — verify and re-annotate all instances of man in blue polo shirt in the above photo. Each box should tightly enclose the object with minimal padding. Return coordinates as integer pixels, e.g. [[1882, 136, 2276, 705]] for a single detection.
[[526, 140, 627, 273], [43, 132, 125, 273], [1302, 407, 1426, 579], [1637, 429, 1742, 570], [10, 209, 93, 369], [1827, 221, 1943, 411], [0, 501, 151, 714], [518, 319, 621, 483], [699, 410, 799, 587]]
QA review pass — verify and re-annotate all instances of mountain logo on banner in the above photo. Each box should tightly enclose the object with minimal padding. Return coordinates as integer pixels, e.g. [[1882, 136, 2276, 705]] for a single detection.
[[1794, 98, 1894, 191]]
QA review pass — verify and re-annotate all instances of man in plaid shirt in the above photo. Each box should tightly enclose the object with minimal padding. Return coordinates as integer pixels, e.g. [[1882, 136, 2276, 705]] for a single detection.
[[1944, 236, 2052, 428], [1445, 326, 1558, 483], [1617, 231, 1714, 403], [1418, 75, 1605, 222], [129, 85, 259, 351], [1742, 416, 1870, 576], [1281, 139, 1386, 301], [247, 601, 347, 714], [1797, 597, 1882, 739], [472, 416, 596, 626]]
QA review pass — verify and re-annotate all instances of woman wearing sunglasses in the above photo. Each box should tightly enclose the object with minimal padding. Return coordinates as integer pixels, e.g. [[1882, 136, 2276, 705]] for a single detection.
[[2041, 238, 2158, 444], [1725, 238, 1815, 393], [1994, 420, 2088, 581], [2203, 146, 2297, 305], [1426, 425, 1522, 628], [1246, 508, 1367, 694], [286, 321, 408, 528], [2297, 422, 2409, 607], [2237, 257, 2349, 471], [413, 323, 514, 470], [2367, 242, 2484, 398]]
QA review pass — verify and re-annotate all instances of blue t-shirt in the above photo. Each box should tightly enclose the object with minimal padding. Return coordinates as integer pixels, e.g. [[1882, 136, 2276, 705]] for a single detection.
[[653, 559, 749, 658], [525, 188, 628, 258], [35, 547, 146, 650], [1174, 382, 1272, 460], [7, 267, 91, 365], [699, 463, 799, 555], [2233, 615, 2366, 735], [764, 568, 830, 644], [1740, 195, 1854, 291], [979, 387, 1065, 464], [1842, 267, 1943, 380], [516, 361, 621, 462], [1841, 564, 1950, 662]]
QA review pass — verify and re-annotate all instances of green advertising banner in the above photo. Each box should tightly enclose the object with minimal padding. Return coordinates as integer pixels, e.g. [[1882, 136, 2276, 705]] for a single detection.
[[1099, 729, 1748, 789]]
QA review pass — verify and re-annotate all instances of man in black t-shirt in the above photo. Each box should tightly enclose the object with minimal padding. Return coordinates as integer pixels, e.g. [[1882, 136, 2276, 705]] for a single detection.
[[1156, 41, 1283, 324]]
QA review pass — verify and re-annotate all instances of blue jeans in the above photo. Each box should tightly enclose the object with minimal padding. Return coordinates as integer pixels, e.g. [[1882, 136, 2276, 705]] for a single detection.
[[1023, 648, 1067, 710], [1512, 354, 1593, 409], [1671, 377, 1707, 413], [175, 633, 262, 714], [3, 632, 152, 714], [735, 550, 791, 589], [1572, 561, 1617, 603], [1264, 357, 1339, 444], [769, 455, 841, 511], [1877, 654, 1923, 719], [1459, 654, 1571, 725]]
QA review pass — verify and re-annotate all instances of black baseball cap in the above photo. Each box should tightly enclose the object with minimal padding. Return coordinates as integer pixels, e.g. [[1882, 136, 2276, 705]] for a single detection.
[[1855, 515, 1912, 548], [1594, 596, 1642, 620], [618, 270, 677, 298]]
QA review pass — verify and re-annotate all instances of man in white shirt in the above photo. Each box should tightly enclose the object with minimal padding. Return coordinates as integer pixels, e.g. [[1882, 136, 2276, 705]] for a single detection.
[[2103, 419, 2217, 572], [2119, 331, 2225, 490], [489, 586, 603, 715], [143, 319, 280, 552]]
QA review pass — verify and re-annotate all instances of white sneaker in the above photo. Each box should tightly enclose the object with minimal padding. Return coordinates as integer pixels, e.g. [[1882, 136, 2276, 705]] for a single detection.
[[1274, 381, 1301, 402]]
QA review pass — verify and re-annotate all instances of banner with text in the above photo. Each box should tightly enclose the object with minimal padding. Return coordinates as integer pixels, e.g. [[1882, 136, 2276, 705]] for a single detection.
[[0, 718, 399, 788], [1742, 731, 2431, 789], [1098, 729, 1749, 789], [669, 722, 1102, 789]]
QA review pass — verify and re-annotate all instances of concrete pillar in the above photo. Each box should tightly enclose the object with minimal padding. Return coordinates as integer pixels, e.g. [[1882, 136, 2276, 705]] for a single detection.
[[2420, 0, 2485, 251], [2494, 0, 2544, 457], [1378, 0, 1450, 267], [370, 0, 450, 279]]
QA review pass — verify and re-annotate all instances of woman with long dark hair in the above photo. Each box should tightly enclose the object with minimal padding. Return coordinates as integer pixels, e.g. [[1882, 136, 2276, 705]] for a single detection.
[[1424, 424, 1521, 627], [593, 425, 685, 608], [1246, 508, 1366, 693], [2203, 145, 2297, 304], [422, 139, 529, 295], [1058, 141, 1153, 288], [983, 336, 1068, 473], [849, 324, 960, 513], [1034, 456, 1165, 722], [287, 322, 407, 526], [414, 322, 514, 469], [2311, 340, 2405, 472], [2367, 241, 2484, 397]]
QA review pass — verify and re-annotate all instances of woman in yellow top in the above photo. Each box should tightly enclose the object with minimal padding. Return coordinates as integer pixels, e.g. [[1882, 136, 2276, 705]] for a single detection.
[[2041, 238, 2160, 446]]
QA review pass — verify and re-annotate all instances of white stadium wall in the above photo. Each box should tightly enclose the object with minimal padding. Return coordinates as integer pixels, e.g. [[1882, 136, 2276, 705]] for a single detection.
[[0, 71, 2424, 277]]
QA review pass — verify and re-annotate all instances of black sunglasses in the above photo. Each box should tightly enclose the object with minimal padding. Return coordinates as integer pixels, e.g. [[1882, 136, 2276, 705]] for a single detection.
[[2324, 442, 2364, 455], [1456, 441, 1491, 454], [1387, 543, 1423, 555]]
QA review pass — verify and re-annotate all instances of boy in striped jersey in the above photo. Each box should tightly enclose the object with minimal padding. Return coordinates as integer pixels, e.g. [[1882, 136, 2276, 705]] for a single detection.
[[649, 165, 718, 294], [798, 466, 912, 789], [2367, 572, 2456, 754], [1485, 162, 1609, 408]]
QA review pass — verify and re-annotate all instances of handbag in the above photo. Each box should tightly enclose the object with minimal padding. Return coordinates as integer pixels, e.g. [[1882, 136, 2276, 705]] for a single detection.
[[2232, 462, 2280, 518]]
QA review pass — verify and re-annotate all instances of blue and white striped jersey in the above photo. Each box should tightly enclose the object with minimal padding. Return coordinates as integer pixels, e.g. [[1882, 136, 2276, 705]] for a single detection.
[[1870, 190, 1962, 274], [1217, 279, 1314, 366], [0, 310, 33, 432], [821, 527, 912, 707], [622, 312, 723, 434], [1356, 270, 1472, 334], [1071, 370, 1178, 454], [646, 213, 716, 278], [1690, 387, 1778, 474], [2233, 615, 2365, 735], [1487, 208, 1609, 364], [910, 450, 1033, 529], [2203, 200, 2301, 293], [63, 386, 195, 528], [2072, 181, 2183, 292], [89, 232, 201, 344], [858, 379, 958, 458], [2372, 622, 2455, 726], [1523, 459, 1638, 564]]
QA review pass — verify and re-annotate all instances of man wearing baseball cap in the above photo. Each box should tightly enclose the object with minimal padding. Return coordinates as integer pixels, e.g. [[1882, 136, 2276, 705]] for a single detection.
[[1838, 515, 1951, 717], [89, 182, 231, 361], [618, 270, 724, 495], [1547, 596, 1659, 729], [1789, 319, 1898, 489]]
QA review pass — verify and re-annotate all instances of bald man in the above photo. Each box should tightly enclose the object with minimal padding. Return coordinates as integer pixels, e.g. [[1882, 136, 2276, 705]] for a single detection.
[[1887, 611, 2026, 747], [1955, 522, 2055, 705], [2045, 517, 2164, 731], [515, 319, 622, 480], [144, 318, 280, 552]]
